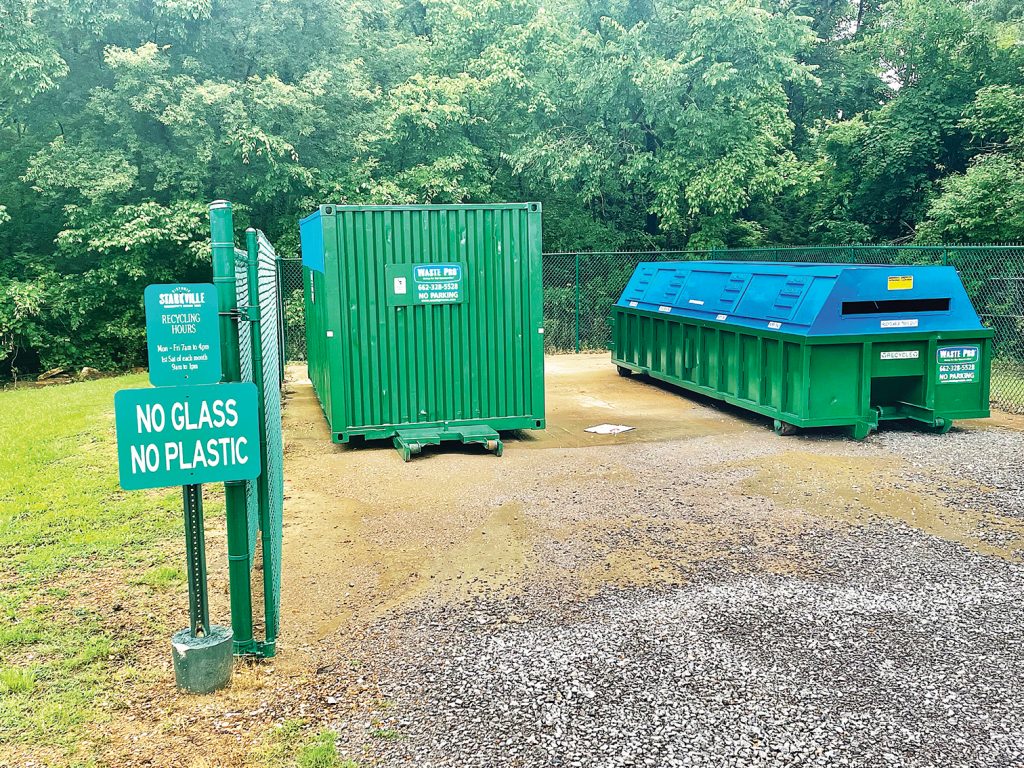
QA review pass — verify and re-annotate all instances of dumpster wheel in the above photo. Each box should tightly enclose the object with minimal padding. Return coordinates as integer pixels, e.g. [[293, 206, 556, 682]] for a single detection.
[[929, 418, 954, 435], [616, 365, 634, 378], [773, 419, 799, 437], [848, 422, 873, 441]]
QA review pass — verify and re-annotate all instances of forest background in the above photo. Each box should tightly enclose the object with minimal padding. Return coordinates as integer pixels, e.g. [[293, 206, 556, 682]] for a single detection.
[[1, 0, 1022, 374]]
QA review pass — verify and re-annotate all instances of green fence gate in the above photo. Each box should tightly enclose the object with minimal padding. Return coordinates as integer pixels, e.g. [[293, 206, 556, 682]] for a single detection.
[[210, 201, 285, 658]]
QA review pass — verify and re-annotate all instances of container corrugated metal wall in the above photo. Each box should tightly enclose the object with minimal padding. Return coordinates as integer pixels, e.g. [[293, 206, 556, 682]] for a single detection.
[[300, 204, 545, 443]]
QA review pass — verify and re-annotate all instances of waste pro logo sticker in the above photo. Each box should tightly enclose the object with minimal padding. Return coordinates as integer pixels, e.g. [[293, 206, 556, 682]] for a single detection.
[[414, 264, 461, 303], [888, 275, 913, 291], [386, 263, 465, 306], [937, 345, 980, 383]]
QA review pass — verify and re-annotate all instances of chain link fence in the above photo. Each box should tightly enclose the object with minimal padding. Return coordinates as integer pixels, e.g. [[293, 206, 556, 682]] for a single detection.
[[278, 257, 306, 363], [278, 244, 1024, 412]]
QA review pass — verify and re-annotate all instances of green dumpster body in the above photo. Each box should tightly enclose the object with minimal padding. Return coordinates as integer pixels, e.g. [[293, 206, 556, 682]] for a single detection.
[[299, 203, 546, 457], [611, 262, 992, 438]]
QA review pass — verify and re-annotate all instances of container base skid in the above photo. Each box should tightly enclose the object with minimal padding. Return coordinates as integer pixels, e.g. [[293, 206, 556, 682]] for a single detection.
[[393, 425, 503, 462], [773, 408, 951, 441]]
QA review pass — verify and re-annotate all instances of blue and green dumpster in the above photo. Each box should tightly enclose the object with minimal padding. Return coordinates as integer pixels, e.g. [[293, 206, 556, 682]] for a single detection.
[[611, 262, 992, 438]]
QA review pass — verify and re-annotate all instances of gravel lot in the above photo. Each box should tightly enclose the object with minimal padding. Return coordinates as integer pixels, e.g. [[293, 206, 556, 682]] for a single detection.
[[281, 356, 1024, 768], [341, 530, 1024, 768]]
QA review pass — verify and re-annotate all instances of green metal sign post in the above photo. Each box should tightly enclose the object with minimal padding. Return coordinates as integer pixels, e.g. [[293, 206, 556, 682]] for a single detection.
[[168, 483, 234, 694], [113, 380, 260, 691], [182, 484, 210, 637]]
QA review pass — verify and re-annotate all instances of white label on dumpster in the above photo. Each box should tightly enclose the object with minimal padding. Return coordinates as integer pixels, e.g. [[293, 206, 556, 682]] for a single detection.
[[881, 318, 919, 329], [880, 350, 919, 360], [393, 276, 407, 295], [658, 305, 672, 313], [767, 321, 782, 330], [716, 314, 728, 321], [628, 301, 638, 307], [688, 299, 705, 306]]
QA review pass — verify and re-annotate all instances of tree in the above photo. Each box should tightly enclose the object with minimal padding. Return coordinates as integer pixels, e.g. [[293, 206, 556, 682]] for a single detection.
[[0, 0, 1021, 375]]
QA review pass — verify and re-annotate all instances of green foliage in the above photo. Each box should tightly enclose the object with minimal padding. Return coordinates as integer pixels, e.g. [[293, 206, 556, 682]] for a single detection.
[[917, 155, 1024, 243], [918, 81, 1024, 242], [0, 0, 1022, 374]]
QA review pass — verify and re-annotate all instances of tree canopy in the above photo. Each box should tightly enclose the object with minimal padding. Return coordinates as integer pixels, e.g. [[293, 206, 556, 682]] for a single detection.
[[1, 0, 1022, 373]]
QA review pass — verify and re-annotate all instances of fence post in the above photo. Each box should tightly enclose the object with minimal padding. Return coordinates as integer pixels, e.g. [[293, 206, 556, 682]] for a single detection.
[[574, 252, 581, 353], [209, 200, 257, 656]]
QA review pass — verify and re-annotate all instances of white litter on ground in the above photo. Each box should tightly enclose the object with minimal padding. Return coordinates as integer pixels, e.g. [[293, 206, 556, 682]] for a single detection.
[[584, 423, 635, 435]]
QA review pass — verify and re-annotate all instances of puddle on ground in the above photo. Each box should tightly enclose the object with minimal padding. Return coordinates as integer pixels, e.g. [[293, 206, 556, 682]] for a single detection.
[[518, 358, 754, 449]]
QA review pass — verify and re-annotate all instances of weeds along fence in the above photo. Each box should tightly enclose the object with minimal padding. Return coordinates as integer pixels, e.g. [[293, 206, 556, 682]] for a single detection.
[[277, 244, 1024, 412]]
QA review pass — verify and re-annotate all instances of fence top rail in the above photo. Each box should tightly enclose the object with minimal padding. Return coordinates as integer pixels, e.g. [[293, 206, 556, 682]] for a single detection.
[[543, 244, 1024, 257], [543, 250, 704, 257]]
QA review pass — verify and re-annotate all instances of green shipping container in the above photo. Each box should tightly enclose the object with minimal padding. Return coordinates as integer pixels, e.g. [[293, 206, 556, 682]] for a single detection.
[[299, 203, 546, 460], [611, 262, 992, 439]]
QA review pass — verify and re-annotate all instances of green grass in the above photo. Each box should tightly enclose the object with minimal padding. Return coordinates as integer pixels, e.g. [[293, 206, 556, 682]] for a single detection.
[[131, 564, 186, 589], [0, 666, 35, 694], [255, 720, 358, 768], [0, 376, 186, 756]]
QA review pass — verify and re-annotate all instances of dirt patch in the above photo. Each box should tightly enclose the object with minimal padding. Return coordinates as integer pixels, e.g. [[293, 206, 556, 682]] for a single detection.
[[737, 450, 1024, 561], [281, 381, 538, 644], [516, 355, 754, 449], [281, 355, 1024, 649], [277, 356, 773, 651], [973, 410, 1024, 432]]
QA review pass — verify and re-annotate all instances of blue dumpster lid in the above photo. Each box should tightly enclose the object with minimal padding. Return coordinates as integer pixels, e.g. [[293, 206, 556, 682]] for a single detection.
[[615, 261, 986, 336]]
